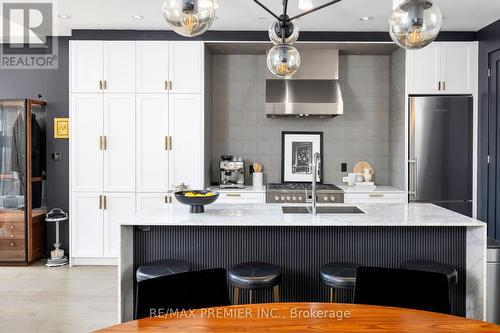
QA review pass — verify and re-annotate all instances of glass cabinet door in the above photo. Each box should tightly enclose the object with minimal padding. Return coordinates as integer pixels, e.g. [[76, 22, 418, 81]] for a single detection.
[[0, 100, 27, 262]]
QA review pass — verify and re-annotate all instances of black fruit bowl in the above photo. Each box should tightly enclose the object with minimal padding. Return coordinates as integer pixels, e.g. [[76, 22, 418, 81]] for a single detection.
[[174, 190, 219, 213]]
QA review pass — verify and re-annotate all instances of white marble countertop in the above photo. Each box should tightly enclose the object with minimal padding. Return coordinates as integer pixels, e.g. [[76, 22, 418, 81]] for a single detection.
[[122, 203, 485, 227], [338, 185, 406, 193]]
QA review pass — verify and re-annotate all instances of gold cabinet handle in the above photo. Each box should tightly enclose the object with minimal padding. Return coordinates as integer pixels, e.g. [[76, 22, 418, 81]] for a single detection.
[[103, 80, 107, 90], [165, 81, 169, 91], [103, 195, 107, 210], [442, 81, 446, 91], [369, 193, 385, 198], [103, 136, 107, 150], [99, 136, 103, 150], [169, 81, 173, 90], [99, 80, 103, 90], [438, 81, 441, 91], [99, 195, 103, 209], [164, 195, 172, 204], [226, 193, 241, 197], [165, 136, 172, 150]]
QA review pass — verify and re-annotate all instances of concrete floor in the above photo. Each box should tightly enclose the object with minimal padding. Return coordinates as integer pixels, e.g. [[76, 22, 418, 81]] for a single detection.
[[0, 262, 118, 333]]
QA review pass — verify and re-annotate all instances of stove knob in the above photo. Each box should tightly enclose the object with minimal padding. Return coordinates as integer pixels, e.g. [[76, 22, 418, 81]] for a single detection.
[[286, 196, 291, 201], [323, 197, 329, 202], [330, 196, 336, 202], [275, 196, 280, 201], [292, 196, 297, 201], [281, 196, 285, 201], [298, 196, 303, 201]]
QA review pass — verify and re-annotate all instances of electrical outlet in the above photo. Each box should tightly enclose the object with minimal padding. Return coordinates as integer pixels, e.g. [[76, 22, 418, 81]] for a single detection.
[[341, 163, 347, 173], [52, 152, 62, 161]]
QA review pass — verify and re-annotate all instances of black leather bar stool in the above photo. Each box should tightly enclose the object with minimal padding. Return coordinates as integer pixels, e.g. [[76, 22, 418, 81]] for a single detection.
[[320, 262, 361, 303], [136, 259, 192, 282], [400, 260, 458, 286], [228, 261, 281, 304]]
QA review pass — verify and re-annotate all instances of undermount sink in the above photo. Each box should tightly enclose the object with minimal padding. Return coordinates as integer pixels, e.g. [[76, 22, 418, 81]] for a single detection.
[[282, 206, 365, 214]]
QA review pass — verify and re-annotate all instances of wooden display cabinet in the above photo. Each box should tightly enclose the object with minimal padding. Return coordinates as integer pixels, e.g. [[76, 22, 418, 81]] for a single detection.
[[0, 99, 46, 265]]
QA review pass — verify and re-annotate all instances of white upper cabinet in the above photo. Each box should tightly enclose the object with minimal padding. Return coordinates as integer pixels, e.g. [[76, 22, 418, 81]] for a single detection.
[[136, 41, 170, 93], [103, 94, 136, 192], [70, 41, 135, 93], [71, 94, 103, 192], [103, 193, 135, 258], [440, 43, 477, 94], [169, 94, 203, 190], [136, 94, 170, 192], [103, 42, 136, 93], [169, 42, 203, 94], [70, 41, 103, 93], [407, 42, 478, 95]]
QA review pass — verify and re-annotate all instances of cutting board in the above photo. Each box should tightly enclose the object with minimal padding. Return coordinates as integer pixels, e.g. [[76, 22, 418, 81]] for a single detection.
[[353, 161, 374, 174]]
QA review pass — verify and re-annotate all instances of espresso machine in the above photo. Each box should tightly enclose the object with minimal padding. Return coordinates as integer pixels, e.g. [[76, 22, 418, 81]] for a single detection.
[[219, 155, 244, 189]]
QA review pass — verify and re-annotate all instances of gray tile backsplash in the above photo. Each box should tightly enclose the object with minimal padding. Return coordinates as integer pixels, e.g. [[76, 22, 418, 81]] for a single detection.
[[389, 49, 406, 190], [211, 54, 400, 187]]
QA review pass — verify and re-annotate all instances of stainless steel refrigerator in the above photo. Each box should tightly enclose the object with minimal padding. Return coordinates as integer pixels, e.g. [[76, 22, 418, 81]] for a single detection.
[[409, 96, 473, 217]]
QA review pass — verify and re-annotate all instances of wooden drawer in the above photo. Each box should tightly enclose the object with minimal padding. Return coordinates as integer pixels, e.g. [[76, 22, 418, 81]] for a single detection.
[[0, 229, 24, 239], [0, 249, 25, 261], [344, 192, 406, 204], [216, 192, 266, 204], [0, 221, 25, 231], [0, 239, 25, 251]]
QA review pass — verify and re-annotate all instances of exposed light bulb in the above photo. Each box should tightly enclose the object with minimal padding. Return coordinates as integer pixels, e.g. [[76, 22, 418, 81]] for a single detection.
[[181, 13, 200, 32], [267, 44, 301, 77], [407, 25, 423, 45], [299, 0, 314, 11], [163, 0, 216, 37], [389, 0, 442, 50]]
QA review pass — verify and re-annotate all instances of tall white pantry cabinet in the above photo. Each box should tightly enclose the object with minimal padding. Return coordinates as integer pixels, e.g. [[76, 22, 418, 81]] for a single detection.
[[69, 41, 204, 265]]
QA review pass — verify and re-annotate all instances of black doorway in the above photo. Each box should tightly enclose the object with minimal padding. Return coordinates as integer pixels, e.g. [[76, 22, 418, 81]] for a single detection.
[[487, 49, 500, 239]]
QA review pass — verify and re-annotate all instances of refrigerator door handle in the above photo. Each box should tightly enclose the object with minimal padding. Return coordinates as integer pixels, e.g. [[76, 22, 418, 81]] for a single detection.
[[408, 157, 418, 198]]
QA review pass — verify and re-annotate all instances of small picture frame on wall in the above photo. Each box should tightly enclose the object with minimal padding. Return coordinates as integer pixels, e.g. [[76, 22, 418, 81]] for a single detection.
[[54, 118, 69, 139], [281, 131, 323, 183]]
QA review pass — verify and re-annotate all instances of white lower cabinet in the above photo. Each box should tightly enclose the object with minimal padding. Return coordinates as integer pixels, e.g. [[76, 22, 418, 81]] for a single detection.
[[71, 192, 103, 258], [103, 193, 135, 258], [71, 192, 135, 263], [344, 192, 406, 204], [136, 193, 171, 213]]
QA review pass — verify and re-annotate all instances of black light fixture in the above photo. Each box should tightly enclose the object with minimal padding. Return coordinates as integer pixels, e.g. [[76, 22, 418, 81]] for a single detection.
[[253, 0, 342, 77]]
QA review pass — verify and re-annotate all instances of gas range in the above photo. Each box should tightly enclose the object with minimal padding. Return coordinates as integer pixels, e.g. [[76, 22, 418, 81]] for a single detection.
[[266, 183, 344, 204]]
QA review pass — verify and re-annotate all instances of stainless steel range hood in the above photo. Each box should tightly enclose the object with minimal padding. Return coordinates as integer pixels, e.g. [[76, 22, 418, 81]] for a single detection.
[[265, 49, 343, 118]]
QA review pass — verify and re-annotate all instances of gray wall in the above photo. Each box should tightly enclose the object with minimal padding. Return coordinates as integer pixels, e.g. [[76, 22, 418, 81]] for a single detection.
[[0, 37, 70, 252], [211, 54, 391, 185], [389, 49, 406, 190]]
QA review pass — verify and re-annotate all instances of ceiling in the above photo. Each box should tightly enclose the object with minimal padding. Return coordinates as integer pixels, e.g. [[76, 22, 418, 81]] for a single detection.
[[57, 0, 500, 35]]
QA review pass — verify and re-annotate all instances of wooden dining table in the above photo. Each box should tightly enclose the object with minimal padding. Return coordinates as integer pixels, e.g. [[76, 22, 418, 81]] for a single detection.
[[97, 303, 500, 333]]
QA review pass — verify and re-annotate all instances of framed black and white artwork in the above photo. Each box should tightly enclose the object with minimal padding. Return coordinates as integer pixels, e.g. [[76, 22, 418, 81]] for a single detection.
[[281, 131, 323, 183]]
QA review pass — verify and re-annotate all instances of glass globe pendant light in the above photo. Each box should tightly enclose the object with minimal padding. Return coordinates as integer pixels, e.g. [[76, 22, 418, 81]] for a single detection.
[[267, 44, 301, 77], [389, 0, 442, 49], [268, 17, 299, 45], [162, 0, 216, 37]]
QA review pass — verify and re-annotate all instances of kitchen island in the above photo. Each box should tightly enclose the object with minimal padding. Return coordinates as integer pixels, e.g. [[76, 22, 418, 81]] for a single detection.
[[118, 203, 486, 322]]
